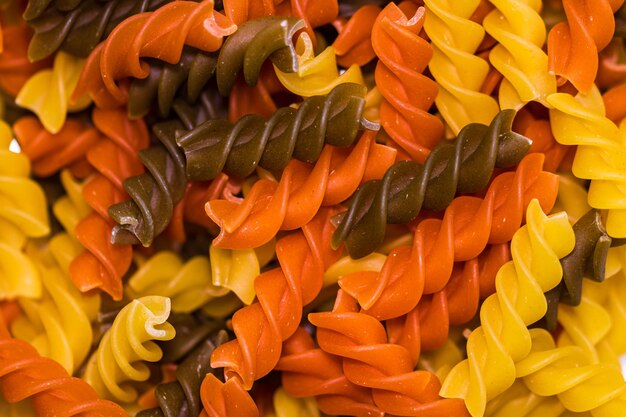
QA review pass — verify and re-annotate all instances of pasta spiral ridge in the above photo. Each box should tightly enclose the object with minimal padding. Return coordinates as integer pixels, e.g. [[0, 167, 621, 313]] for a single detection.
[[0, 120, 49, 301], [547, 0, 624, 94], [205, 130, 396, 249], [332, 4, 380, 67], [424, 0, 499, 134], [440, 199, 576, 417], [483, 0, 556, 110], [26, 0, 172, 61], [516, 329, 626, 416], [177, 82, 377, 181], [337, 153, 559, 320], [309, 290, 470, 417], [331, 109, 532, 258], [201, 208, 342, 417], [0, 318, 128, 417], [83, 295, 176, 403], [372, 3, 443, 163], [74, 0, 236, 109], [69, 107, 149, 300], [547, 86, 626, 238]]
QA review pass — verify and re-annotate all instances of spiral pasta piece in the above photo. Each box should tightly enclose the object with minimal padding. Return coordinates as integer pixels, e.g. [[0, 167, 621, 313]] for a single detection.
[[332, 5, 380, 67], [201, 208, 342, 417], [74, 0, 236, 109], [206, 130, 396, 249], [547, 85, 626, 238], [15, 51, 90, 134], [83, 295, 176, 404], [0, 120, 49, 301], [26, 0, 173, 61], [372, 3, 443, 163], [484, 380, 572, 417], [66, 108, 148, 300], [309, 290, 470, 417], [424, 0, 499, 134], [177, 82, 376, 181], [332, 109, 531, 257], [483, 0, 556, 110], [603, 81, 626, 123], [547, 0, 624, 94], [14, 115, 99, 178], [440, 199, 576, 417]]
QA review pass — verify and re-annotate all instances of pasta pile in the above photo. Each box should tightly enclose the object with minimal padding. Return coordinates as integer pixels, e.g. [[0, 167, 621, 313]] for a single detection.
[[2, 0, 626, 416]]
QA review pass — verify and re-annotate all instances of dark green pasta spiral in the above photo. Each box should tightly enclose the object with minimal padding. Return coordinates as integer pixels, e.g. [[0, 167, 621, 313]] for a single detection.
[[542, 209, 612, 330], [159, 313, 224, 363], [331, 109, 532, 259], [177, 82, 377, 181], [138, 329, 228, 417], [26, 0, 172, 61]]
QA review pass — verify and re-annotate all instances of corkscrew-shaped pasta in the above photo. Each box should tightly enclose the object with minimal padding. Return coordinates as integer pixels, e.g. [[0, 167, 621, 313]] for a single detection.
[[15, 51, 90, 134], [206, 130, 396, 249], [603, 81, 626, 123], [332, 109, 531, 258], [440, 199, 576, 417], [516, 329, 626, 416], [68, 107, 148, 300], [332, 5, 380, 67], [0, 316, 128, 417], [74, 0, 236, 109], [310, 290, 470, 417], [372, 3, 443, 163], [276, 327, 382, 417], [337, 153, 559, 319], [272, 387, 321, 417], [0, 24, 49, 97], [84, 295, 176, 403], [424, 0, 499, 134], [547, 86, 626, 238], [274, 32, 364, 97], [547, 0, 624, 94], [23, 0, 85, 20], [201, 208, 342, 417], [0, 120, 49, 301], [14, 115, 99, 178], [483, 0, 556, 110], [178, 82, 375, 181], [483, 380, 571, 417], [26, 0, 173, 61]]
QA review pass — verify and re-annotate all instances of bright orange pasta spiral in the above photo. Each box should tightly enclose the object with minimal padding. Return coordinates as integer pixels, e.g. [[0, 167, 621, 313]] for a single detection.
[[337, 153, 558, 322], [333, 5, 381, 67], [200, 208, 342, 417], [0, 24, 49, 97], [0, 316, 128, 417], [206, 132, 396, 249], [372, 2, 443, 163], [74, 0, 236, 109], [602, 82, 626, 123], [547, 0, 624, 93], [14, 116, 100, 178], [309, 290, 470, 417], [69, 108, 149, 300]]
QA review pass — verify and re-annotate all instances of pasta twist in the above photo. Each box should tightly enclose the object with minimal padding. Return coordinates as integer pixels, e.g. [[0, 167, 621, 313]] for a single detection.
[[0, 120, 49, 301], [483, 0, 556, 110], [206, 130, 396, 249], [276, 327, 382, 417], [331, 109, 532, 258], [372, 3, 443, 163], [603, 81, 626, 123], [547, 0, 624, 94], [15, 51, 90, 134], [337, 153, 559, 320], [26, 0, 172, 61], [484, 380, 572, 417], [547, 86, 626, 238], [201, 208, 342, 417], [516, 329, 626, 416], [309, 290, 470, 417], [74, 0, 236, 109], [83, 295, 176, 403], [14, 115, 99, 178], [274, 31, 364, 97], [424, 0, 499, 134], [440, 199, 576, 417], [177, 82, 376, 181], [0, 317, 128, 417], [69, 107, 149, 300], [332, 5, 380, 67]]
